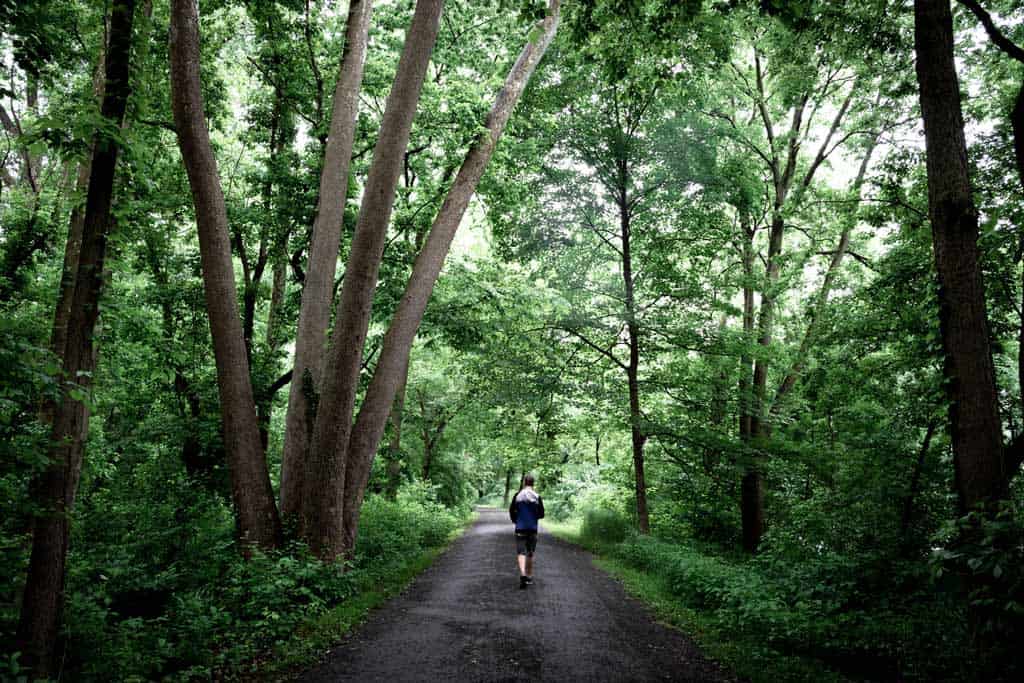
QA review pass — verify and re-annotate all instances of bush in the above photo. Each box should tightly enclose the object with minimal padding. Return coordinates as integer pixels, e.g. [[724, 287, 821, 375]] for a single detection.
[[26, 479, 467, 682], [580, 506, 633, 546], [354, 482, 463, 562]]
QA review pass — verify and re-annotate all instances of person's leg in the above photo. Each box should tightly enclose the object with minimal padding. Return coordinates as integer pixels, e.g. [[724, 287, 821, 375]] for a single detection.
[[517, 553, 527, 576], [516, 533, 528, 587], [525, 533, 537, 581]]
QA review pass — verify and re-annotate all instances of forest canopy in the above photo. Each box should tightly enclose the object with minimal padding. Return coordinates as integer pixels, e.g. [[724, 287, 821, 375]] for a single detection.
[[2, 0, 1024, 680]]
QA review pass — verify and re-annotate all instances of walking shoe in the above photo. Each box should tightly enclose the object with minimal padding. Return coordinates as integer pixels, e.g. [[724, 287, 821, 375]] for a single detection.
[[519, 575, 528, 589], [525, 576, 534, 585]]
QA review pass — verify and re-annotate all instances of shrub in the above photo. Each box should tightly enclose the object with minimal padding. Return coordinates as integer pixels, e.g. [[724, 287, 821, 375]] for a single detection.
[[580, 506, 633, 546], [34, 481, 467, 682]]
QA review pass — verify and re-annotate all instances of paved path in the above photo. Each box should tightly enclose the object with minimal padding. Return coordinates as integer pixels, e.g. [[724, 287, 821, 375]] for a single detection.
[[300, 508, 736, 682]]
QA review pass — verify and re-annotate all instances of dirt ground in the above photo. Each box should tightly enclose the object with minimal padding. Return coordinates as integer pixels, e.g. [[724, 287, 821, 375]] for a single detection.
[[299, 507, 737, 682]]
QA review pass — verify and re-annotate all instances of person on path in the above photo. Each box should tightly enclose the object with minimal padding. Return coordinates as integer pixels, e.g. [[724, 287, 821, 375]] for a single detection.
[[509, 474, 545, 589]]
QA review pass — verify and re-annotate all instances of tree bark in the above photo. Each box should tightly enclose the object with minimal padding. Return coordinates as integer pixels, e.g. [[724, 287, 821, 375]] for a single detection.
[[303, 0, 444, 560], [915, 0, 1007, 511], [280, 0, 375, 524], [16, 1, 135, 675], [620, 175, 650, 534], [169, 0, 281, 548], [384, 353, 410, 498], [338, 0, 561, 554]]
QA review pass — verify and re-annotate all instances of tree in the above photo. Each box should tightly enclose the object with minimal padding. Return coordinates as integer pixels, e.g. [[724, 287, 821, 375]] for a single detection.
[[17, 0, 136, 673], [279, 0, 374, 525], [913, 0, 1016, 513], [169, 0, 282, 548]]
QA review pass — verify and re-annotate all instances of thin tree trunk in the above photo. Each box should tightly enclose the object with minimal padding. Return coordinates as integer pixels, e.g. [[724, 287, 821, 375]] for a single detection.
[[49, 16, 111, 361], [771, 135, 880, 413], [266, 259, 287, 349], [384, 353, 410, 499], [900, 420, 937, 553], [618, 157, 650, 535], [278, 0, 375, 524], [169, 0, 281, 549], [915, 0, 1007, 511], [303, 0, 444, 560], [16, 1, 135, 674], [338, 1, 560, 554], [503, 469, 513, 506], [738, 216, 755, 442]]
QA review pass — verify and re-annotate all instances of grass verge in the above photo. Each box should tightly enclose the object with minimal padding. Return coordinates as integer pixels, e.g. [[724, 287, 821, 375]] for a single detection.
[[257, 513, 475, 681], [543, 520, 846, 683]]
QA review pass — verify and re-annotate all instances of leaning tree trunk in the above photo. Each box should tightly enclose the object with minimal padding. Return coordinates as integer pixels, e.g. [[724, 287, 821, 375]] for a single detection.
[[914, 0, 1007, 511], [16, 1, 135, 675], [169, 0, 280, 548], [384, 353, 410, 499], [338, 0, 561, 555], [279, 0, 375, 525], [303, 0, 444, 560]]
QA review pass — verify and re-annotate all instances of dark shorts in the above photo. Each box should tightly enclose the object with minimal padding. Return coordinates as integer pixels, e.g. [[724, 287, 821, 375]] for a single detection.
[[515, 530, 538, 556]]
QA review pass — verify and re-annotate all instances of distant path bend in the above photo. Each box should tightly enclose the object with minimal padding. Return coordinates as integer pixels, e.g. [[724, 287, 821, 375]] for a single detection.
[[300, 507, 736, 682]]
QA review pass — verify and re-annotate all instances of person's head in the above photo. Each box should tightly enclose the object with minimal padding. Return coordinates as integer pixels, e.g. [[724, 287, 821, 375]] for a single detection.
[[523, 474, 535, 488]]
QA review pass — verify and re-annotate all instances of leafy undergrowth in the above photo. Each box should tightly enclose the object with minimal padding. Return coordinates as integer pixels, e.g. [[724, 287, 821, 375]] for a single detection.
[[4, 482, 470, 682], [545, 509, 970, 683], [255, 511, 471, 681]]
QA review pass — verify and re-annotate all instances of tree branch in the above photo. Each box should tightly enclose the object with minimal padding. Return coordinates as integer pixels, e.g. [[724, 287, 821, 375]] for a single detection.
[[958, 0, 1024, 64]]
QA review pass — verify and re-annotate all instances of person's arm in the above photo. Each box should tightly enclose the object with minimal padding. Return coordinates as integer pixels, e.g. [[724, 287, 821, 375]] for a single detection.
[[509, 497, 517, 522], [538, 496, 545, 519]]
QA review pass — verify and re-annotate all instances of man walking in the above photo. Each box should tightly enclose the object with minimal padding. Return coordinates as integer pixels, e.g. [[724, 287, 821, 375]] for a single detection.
[[509, 474, 545, 589]]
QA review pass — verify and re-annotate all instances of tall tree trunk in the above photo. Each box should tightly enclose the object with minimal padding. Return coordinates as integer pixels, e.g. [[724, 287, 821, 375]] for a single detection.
[[618, 158, 650, 535], [49, 17, 111, 361], [503, 469, 513, 506], [169, 0, 281, 549], [384, 353, 410, 499], [338, 0, 560, 554], [266, 259, 287, 349], [303, 0, 444, 559], [16, 1, 135, 674], [280, 0, 375, 524], [738, 216, 755, 442], [914, 0, 1007, 511]]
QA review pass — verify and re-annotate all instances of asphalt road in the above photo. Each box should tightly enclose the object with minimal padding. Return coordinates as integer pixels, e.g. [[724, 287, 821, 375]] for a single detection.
[[300, 507, 736, 682]]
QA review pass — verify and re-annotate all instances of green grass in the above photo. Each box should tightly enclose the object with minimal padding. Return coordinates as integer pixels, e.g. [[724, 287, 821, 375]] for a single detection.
[[545, 521, 846, 683], [255, 514, 475, 681]]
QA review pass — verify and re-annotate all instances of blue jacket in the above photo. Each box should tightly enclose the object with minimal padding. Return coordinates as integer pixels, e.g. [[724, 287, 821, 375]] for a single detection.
[[509, 487, 545, 533]]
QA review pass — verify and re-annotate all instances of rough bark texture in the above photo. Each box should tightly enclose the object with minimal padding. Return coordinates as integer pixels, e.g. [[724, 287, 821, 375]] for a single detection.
[[303, 0, 444, 559], [16, 1, 135, 675], [169, 0, 281, 548], [915, 0, 1007, 511], [384, 353, 410, 499], [338, 1, 560, 553], [280, 0, 375, 523]]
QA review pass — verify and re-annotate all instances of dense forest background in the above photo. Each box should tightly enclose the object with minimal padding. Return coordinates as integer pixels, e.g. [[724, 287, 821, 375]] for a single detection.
[[2, 0, 1024, 680]]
